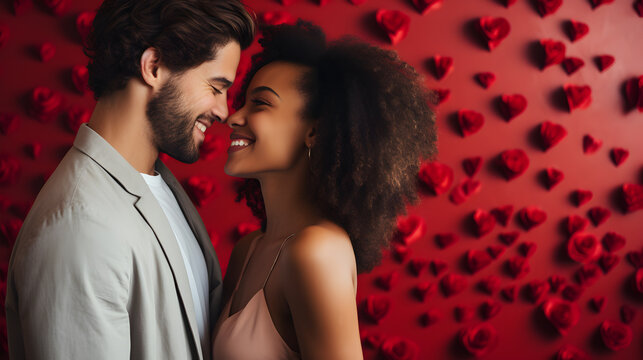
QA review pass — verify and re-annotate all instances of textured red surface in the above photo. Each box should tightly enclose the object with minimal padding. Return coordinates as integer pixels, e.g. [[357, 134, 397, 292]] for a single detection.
[[0, 0, 642, 359]]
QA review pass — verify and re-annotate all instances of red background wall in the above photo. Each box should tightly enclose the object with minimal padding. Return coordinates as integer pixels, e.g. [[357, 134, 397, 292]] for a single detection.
[[1, 0, 642, 359]]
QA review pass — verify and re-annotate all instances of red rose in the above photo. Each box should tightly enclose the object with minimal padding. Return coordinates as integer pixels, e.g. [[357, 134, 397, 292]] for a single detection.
[[76, 11, 96, 45], [412, 281, 436, 302], [459, 323, 498, 357], [595, 55, 614, 72], [28, 86, 63, 122], [567, 233, 599, 263], [199, 133, 226, 160], [590, 296, 606, 312], [566, 20, 589, 42], [480, 299, 502, 319], [478, 275, 500, 295], [419, 309, 441, 327], [362, 294, 391, 323], [487, 244, 505, 259], [0, 154, 21, 186], [379, 336, 418, 360], [408, 258, 429, 277], [431, 259, 448, 276], [542, 299, 579, 335], [599, 320, 632, 351], [418, 161, 453, 195], [65, 106, 91, 134], [549, 275, 566, 293], [462, 156, 483, 177], [544, 167, 564, 190], [375, 271, 399, 291], [475, 72, 495, 89], [375, 9, 410, 45], [557, 344, 589, 360], [498, 149, 529, 180], [572, 189, 593, 207], [184, 175, 219, 207], [599, 253, 620, 273], [454, 304, 474, 322], [562, 284, 583, 301], [575, 263, 601, 286], [43, 0, 70, 16], [394, 215, 426, 245], [582, 134, 602, 154], [566, 215, 589, 235]]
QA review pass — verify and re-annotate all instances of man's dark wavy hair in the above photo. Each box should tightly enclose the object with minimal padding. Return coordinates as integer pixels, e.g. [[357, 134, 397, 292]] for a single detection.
[[236, 20, 438, 273], [84, 0, 255, 99]]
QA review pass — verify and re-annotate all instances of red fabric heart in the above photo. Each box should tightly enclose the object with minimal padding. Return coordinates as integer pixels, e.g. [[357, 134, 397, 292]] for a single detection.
[[362, 295, 391, 323], [43, 0, 69, 16], [28, 86, 63, 122], [0, 154, 21, 186], [185, 175, 220, 207], [620, 305, 636, 324], [432, 55, 454, 80], [65, 106, 90, 134], [459, 323, 498, 357], [540, 39, 566, 69], [582, 134, 602, 154], [626, 249, 643, 268], [590, 0, 615, 9], [539, 121, 567, 151], [564, 84, 592, 111], [542, 299, 580, 335], [572, 189, 593, 207], [561, 284, 584, 301], [259, 11, 295, 26], [478, 275, 501, 294], [431, 259, 449, 276], [458, 109, 484, 137], [525, 279, 550, 303], [408, 258, 430, 277], [518, 206, 547, 230], [562, 57, 584, 75], [412, 0, 443, 15], [413, 281, 437, 301], [454, 304, 474, 322], [594, 54, 615, 72], [379, 336, 419, 360], [519, 242, 537, 257], [462, 156, 482, 177], [567, 20, 589, 42], [200, 134, 227, 160], [480, 299, 502, 320], [375, 271, 400, 291], [391, 244, 411, 263], [567, 232, 599, 263], [38, 42, 55, 62], [71, 65, 90, 94], [499, 94, 527, 121], [536, 0, 562, 17], [588, 206, 610, 226], [566, 215, 589, 235], [610, 147, 629, 166], [491, 205, 513, 226], [395, 215, 426, 245], [544, 167, 564, 190], [600, 320, 632, 351], [472, 209, 496, 237], [557, 344, 590, 360], [418, 161, 453, 195], [499, 149, 529, 180], [449, 178, 481, 204], [0, 113, 20, 135], [575, 263, 601, 286], [478, 16, 510, 50], [467, 249, 493, 274], [501, 285, 517, 302], [623, 76, 643, 111], [375, 9, 410, 45], [486, 244, 505, 259], [433, 88, 451, 104], [549, 274, 566, 293], [419, 309, 442, 327], [506, 255, 530, 279], [475, 72, 495, 88], [498, 231, 520, 245], [75, 11, 95, 45], [590, 296, 606, 312], [622, 183, 643, 212], [435, 232, 458, 249], [599, 252, 620, 273], [440, 273, 468, 297], [602, 232, 626, 252]]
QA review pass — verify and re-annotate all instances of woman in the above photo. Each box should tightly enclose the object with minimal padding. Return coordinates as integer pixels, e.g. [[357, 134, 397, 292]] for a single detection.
[[212, 21, 437, 359]]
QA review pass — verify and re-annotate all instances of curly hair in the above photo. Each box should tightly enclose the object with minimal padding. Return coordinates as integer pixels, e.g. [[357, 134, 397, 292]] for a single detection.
[[85, 0, 255, 99], [236, 21, 438, 273]]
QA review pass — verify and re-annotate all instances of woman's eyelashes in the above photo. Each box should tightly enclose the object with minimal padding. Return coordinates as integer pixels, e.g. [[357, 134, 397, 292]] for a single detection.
[[251, 98, 270, 107]]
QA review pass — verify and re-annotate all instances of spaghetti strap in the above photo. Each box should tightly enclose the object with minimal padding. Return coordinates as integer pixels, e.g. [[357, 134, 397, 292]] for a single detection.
[[262, 233, 296, 289], [231, 233, 262, 295]]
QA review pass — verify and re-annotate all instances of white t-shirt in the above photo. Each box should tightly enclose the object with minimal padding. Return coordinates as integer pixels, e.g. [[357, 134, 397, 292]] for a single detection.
[[141, 171, 209, 352]]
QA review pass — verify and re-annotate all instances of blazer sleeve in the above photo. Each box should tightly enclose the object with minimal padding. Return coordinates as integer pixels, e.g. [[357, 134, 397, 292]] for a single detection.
[[6, 203, 132, 360]]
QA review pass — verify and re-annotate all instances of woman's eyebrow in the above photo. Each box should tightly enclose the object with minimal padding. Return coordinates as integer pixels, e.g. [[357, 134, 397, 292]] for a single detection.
[[251, 86, 280, 99]]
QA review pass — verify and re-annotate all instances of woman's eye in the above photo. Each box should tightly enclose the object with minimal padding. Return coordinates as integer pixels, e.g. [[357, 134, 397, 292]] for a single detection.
[[251, 99, 269, 106]]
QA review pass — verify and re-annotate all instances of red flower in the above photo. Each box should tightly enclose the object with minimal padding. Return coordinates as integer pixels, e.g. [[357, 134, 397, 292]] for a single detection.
[[595, 55, 614, 72], [635, 0, 643, 17], [432, 88, 451, 104], [626, 249, 643, 268], [462, 156, 482, 177], [390, 243, 411, 263], [475, 72, 495, 89], [478, 17, 510, 50], [498, 149, 529, 180], [566, 20, 589, 42], [435, 233, 458, 249], [518, 206, 546, 230], [28, 86, 63, 122], [394, 215, 426, 245], [76, 11, 95, 45], [562, 57, 584, 75], [501, 285, 517, 302], [519, 242, 537, 257], [418, 161, 453, 195], [379, 336, 418, 360], [431, 259, 448, 276], [457, 109, 484, 137], [412, 0, 443, 15], [535, 0, 562, 17], [599, 320, 632, 351], [562, 284, 583, 301], [486, 244, 505, 259], [542, 299, 580, 335], [472, 209, 496, 237], [499, 94, 527, 121], [539, 121, 567, 151], [564, 84, 592, 112], [549, 275, 566, 293], [566, 215, 589, 236], [620, 305, 636, 324], [184, 175, 219, 207], [623, 76, 643, 112], [467, 249, 493, 274], [582, 134, 602, 154], [440, 273, 467, 297], [375, 9, 410, 45], [540, 39, 566, 69], [432, 55, 454, 80], [459, 323, 498, 357], [622, 183, 643, 212], [0, 154, 21, 186], [567, 233, 599, 263], [362, 294, 391, 324], [557, 344, 589, 360]]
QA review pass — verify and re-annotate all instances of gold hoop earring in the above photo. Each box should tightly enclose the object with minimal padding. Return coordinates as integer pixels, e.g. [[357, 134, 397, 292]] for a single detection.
[[307, 146, 311, 161]]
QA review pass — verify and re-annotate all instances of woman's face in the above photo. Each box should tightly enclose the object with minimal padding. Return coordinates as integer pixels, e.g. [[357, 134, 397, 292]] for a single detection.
[[224, 61, 313, 178]]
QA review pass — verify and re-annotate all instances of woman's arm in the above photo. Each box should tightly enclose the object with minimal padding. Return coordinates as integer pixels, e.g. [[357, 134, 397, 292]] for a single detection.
[[282, 225, 363, 360]]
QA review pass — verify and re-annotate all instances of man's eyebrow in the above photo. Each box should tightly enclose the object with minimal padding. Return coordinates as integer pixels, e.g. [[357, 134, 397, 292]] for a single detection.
[[209, 77, 233, 89], [251, 86, 280, 99]]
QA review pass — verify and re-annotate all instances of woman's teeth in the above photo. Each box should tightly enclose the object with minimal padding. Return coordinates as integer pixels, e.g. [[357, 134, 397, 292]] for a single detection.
[[231, 139, 250, 147], [195, 122, 207, 133]]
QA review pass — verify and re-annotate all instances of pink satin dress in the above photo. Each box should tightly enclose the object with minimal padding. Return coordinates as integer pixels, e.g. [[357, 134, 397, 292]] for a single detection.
[[212, 233, 300, 359]]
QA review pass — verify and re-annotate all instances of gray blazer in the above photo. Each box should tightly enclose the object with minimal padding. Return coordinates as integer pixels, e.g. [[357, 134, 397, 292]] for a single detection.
[[5, 124, 222, 360]]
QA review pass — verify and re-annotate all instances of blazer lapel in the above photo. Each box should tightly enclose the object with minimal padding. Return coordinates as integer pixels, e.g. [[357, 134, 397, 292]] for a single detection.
[[73, 124, 203, 360]]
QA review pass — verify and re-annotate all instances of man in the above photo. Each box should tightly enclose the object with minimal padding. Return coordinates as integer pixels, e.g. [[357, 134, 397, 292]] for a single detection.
[[4, 0, 254, 359]]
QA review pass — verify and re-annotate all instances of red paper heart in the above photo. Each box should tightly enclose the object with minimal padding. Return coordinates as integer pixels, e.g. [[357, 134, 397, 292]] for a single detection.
[[454, 304, 474, 322], [602, 232, 626, 252], [536, 0, 562, 17], [375, 9, 410, 45], [501, 285, 517, 301], [498, 231, 520, 245], [435, 232, 458, 249], [567, 233, 599, 263], [622, 183, 643, 212], [599, 252, 620, 273], [38, 42, 55, 62], [562, 57, 584, 75], [600, 320, 632, 351], [462, 156, 482, 177], [549, 275, 566, 292], [506, 255, 530, 279], [459, 323, 498, 357], [540, 39, 566, 69], [458, 109, 484, 137], [499, 149, 529, 180], [564, 84, 592, 111], [440, 273, 468, 297], [432, 55, 454, 80], [566, 215, 589, 235], [499, 94, 527, 121], [590, 0, 615, 9], [467, 249, 493, 274], [518, 206, 547, 230], [539, 121, 567, 151], [433, 88, 451, 104], [431, 259, 449, 276], [557, 344, 590, 360], [413, 281, 437, 302], [412, 0, 443, 15], [475, 72, 495, 88], [572, 189, 593, 207], [486, 244, 505, 259], [491, 205, 514, 226], [595, 55, 615, 72], [525, 279, 550, 303], [610, 147, 629, 166], [362, 295, 391, 323], [519, 242, 537, 257], [0, 113, 20, 135], [588, 206, 611, 226], [590, 296, 606, 312], [544, 167, 564, 189], [418, 161, 453, 195], [582, 134, 602, 154], [542, 299, 580, 335], [480, 299, 502, 319], [449, 178, 481, 204], [478, 275, 501, 294], [478, 16, 510, 50], [575, 263, 601, 286], [71, 65, 90, 94], [472, 209, 496, 237], [375, 271, 400, 291], [567, 20, 589, 42], [395, 215, 426, 245]]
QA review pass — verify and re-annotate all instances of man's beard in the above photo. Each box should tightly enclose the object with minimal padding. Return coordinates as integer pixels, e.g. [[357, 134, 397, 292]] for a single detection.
[[146, 77, 201, 164]]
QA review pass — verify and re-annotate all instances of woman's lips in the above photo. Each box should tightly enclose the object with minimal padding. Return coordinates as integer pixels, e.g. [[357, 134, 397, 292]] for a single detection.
[[228, 138, 254, 153]]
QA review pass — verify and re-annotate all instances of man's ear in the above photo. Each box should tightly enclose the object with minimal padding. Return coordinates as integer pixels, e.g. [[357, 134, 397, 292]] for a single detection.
[[140, 47, 167, 90]]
